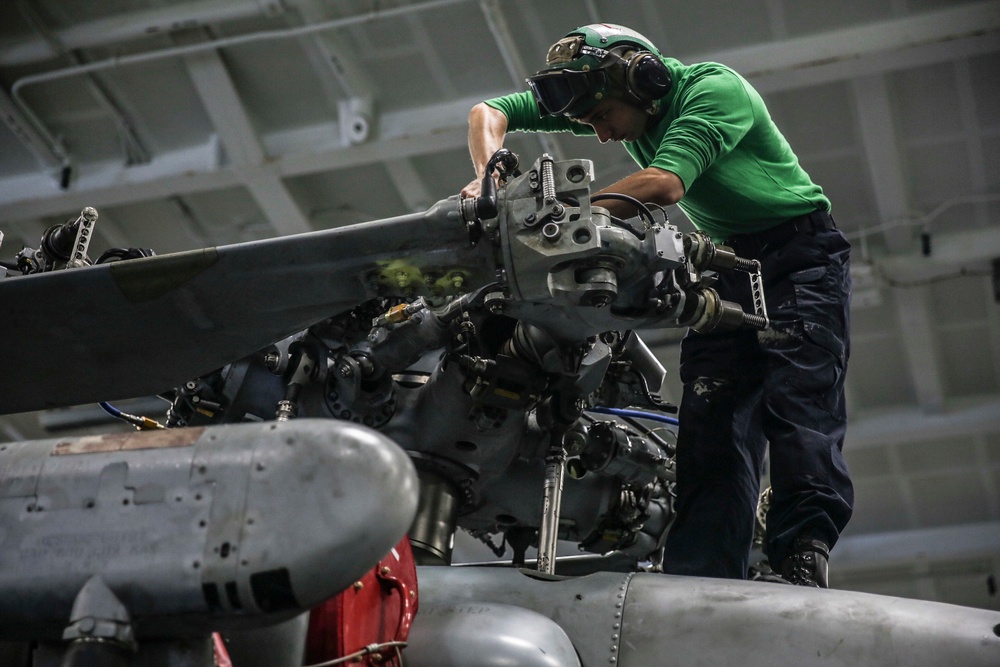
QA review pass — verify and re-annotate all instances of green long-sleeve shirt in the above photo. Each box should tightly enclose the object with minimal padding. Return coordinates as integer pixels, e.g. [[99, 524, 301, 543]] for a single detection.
[[485, 58, 829, 243]]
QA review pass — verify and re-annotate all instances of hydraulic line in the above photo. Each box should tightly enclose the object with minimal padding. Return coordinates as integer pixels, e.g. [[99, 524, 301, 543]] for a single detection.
[[588, 405, 679, 426], [99, 401, 165, 430]]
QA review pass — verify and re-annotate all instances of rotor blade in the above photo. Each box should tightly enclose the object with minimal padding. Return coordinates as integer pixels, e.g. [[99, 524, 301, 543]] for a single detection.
[[0, 197, 490, 415]]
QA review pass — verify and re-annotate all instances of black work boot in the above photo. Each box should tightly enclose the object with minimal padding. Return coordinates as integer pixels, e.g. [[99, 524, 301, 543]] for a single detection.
[[779, 537, 830, 588]]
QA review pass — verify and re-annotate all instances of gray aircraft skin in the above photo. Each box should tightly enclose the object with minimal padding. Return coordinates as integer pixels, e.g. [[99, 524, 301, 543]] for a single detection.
[[1, 153, 998, 666]]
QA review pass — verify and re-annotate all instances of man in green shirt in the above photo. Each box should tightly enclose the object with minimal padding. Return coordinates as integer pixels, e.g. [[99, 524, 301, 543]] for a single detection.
[[463, 23, 853, 587]]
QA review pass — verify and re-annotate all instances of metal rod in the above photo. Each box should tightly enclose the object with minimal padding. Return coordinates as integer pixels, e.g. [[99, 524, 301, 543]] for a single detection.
[[2, 0, 283, 67], [536, 442, 566, 575], [12, 0, 475, 97]]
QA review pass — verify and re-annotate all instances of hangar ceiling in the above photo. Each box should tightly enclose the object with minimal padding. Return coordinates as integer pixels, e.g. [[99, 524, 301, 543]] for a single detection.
[[1, 0, 999, 609]]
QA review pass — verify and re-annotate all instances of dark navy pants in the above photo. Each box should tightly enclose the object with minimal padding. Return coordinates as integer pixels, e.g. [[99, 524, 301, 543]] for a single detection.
[[662, 211, 854, 579]]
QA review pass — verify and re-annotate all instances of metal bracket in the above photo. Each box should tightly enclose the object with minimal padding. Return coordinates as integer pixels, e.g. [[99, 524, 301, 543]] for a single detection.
[[746, 260, 769, 329], [66, 206, 98, 268]]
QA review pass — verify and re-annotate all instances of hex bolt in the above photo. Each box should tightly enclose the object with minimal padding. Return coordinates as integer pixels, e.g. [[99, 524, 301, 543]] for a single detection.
[[263, 351, 283, 373]]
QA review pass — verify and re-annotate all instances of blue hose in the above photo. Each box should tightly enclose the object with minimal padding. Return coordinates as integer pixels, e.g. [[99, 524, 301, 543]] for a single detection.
[[588, 406, 679, 426], [99, 401, 123, 418], [98, 400, 164, 429]]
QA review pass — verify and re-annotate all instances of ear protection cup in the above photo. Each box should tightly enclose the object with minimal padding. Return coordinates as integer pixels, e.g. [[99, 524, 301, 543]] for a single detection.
[[624, 52, 672, 102]]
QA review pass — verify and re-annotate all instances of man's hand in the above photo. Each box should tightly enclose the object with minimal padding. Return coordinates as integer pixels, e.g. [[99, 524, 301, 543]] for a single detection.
[[461, 178, 483, 199]]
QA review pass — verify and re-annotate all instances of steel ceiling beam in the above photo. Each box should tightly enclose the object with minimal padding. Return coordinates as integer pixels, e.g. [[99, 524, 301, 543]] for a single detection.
[[0, 95, 477, 222], [876, 220, 1000, 283], [0, 87, 68, 171], [762, 0, 789, 40], [384, 158, 434, 213], [290, 0, 376, 111], [182, 38, 313, 235], [2, 8, 998, 224], [853, 74, 946, 413], [847, 397, 1000, 449], [8, 0, 475, 101], [750, 30, 1000, 96], [690, 1, 1000, 91], [0, 0, 289, 67], [482, 0, 565, 159]]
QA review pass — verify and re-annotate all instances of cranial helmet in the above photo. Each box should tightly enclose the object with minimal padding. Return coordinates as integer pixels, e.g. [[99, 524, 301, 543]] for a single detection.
[[526, 23, 672, 117]]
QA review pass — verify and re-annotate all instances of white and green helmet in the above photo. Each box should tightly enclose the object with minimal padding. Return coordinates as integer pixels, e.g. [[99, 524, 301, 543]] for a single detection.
[[527, 24, 670, 117]]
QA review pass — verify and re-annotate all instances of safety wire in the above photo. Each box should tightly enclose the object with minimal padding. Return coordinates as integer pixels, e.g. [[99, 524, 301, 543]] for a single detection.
[[642, 201, 671, 223], [590, 193, 656, 239], [299, 641, 408, 667]]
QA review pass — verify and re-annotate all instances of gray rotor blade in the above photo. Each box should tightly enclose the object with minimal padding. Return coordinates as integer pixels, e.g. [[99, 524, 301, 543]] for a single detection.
[[1, 198, 489, 415]]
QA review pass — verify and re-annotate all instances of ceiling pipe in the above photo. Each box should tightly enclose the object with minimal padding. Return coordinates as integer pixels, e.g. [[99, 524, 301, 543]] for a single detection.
[[11, 0, 474, 98], [8, 0, 475, 184], [0, 0, 289, 68], [0, 86, 68, 170], [17, 0, 152, 172]]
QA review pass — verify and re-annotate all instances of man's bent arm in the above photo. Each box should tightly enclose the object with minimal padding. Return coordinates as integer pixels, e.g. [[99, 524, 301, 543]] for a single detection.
[[462, 102, 509, 198], [594, 167, 685, 219]]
